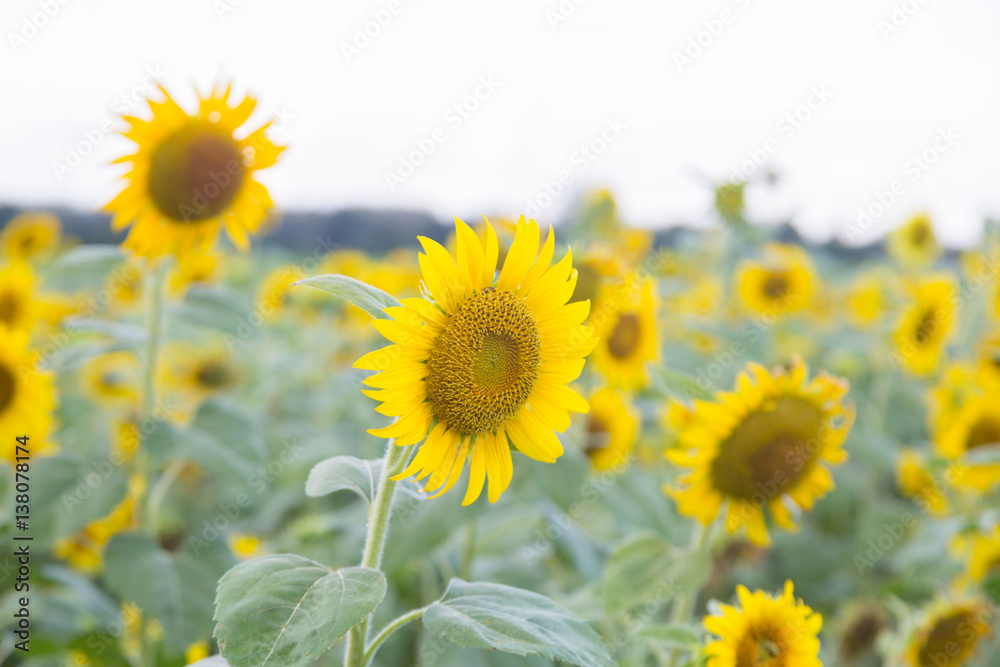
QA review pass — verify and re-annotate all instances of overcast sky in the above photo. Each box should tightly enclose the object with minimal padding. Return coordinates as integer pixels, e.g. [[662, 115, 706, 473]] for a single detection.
[[2, 0, 999, 247]]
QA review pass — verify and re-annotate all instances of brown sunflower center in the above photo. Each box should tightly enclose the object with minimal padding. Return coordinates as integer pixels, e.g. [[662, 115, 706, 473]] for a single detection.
[[841, 610, 884, 659], [100, 371, 127, 390], [711, 396, 825, 500], [608, 312, 641, 359], [763, 274, 789, 299], [0, 291, 21, 326], [917, 610, 983, 667], [426, 288, 541, 436], [911, 222, 930, 246], [736, 626, 786, 667], [913, 308, 942, 345], [966, 416, 1000, 451], [195, 361, 233, 389], [0, 362, 16, 414], [148, 121, 245, 223], [585, 415, 611, 456]]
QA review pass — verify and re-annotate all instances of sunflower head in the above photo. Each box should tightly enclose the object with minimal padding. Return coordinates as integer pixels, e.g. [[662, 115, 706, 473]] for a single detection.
[[704, 581, 822, 667], [736, 244, 815, 316], [845, 273, 887, 329], [2, 212, 61, 260], [169, 249, 223, 296], [105, 83, 285, 259], [356, 216, 596, 505], [714, 181, 746, 223], [935, 384, 1000, 491], [907, 601, 991, 667], [165, 342, 241, 408], [889, 213, 940, 269], [583, 387, 639, 471], [0, 325, 56, 463], [894, 276, 956, 375], [838, 605, 887, 661], [896, 449, 949, 516], [668, 357, 854, 545], [80, 351, 140, 410], [590, 279, 658, 390], [0, 261, 39, 332]]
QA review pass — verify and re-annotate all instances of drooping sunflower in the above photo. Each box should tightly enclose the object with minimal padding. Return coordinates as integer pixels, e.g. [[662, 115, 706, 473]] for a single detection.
[[906, 600, 991, 667], [704, 581, 822, 667], [590, 279, 658, 389], [356, 216, 596, 504], [953, 526, 1000, 586], [736, 244, 815, 316], [1, 211, 61, 260], [0, 325, 56, 463], [105, 83, 285, 258], [935, 384, 1000, 491], [889, 212, 941, 269], [667, 358, 854, 545], [583, 388, 639, 471], [165, 342, 242, 407], [79, 351, 140, 410], [894, 276, 956, 375]]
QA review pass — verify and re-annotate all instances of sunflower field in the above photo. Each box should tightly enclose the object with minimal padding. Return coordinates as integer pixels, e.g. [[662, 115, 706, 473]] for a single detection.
[[2, 82, 1000, 667]]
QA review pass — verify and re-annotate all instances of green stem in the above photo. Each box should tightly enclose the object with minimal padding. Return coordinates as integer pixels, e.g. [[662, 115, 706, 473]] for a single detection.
[[363, 606, 428, 665], [668, 522, 711, 667], [138, 259, 168, 538], [459, 519, 477, 581], [144, 459, 187, 533], [344, 441, 413, 667]]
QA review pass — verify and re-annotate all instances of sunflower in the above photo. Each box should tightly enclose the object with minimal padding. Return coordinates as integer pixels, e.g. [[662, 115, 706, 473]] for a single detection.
[[228, 533, 265, 560], [2, 211, 61, 260], [256, 264, 308, 321], [0, 261, 61, 333], [704, 581, 822, 667], [109, 260, 146, 311], [185, 641, 211, 665], [736, 244, 815, 316], [889, 213, 940, 269], [105, 83, 285, 259], [0, 326, 56, 463], [896, 449, 949, 516], [356, 216, 596, 505], [667, 358, 854, 545], [165, 342, 242, 406], [583, 388, 639, 471], [79, 351, 139, 410], [170, 249, 223, 295], [714, 181, 746, 223], [906, 600, 991, 667], [935, 384, 1000, 491], [845, 273, 888, 329], [894, 277, 956, 375], [953, 526, 1000, 586], [590, 279, 658, 389]]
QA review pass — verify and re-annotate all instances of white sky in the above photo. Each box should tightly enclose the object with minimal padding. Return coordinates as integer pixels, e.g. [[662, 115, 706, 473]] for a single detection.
[[2, 0, 999, 247]]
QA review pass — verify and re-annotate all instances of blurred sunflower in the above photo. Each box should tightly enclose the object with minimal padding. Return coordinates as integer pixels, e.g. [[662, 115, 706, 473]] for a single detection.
[[667, 358, 854, 545], [894, 277, 955, 375], [583, 388, 639, 471], [569, 245, 623, 305], [896, 449, 949, 516], [736, 244, 815, 316], [714, 181, 746, 223], [953, 526, 1000, 586], [170, 249, 223, 295], [845, 273, 888, 329], [357, 216, 596, 504], [935, 384, 1000, 491], [889, 213, 940, 268], [0, 261, 69, 333], [109, 260, 146, 311], [590, 279, 658, 389], [165, 342, 242, 405], [0, 326, 56, 463], [704, 581, 822, 667], [1, 211, 61, 260], [837, 604, 887, 664], [105, 83, 285, 258], [79, 351, 139, 410], [185, 641, 211, 665], [53, 476, 140, 573], [228, 533, 265, 560], [257, 264, 308, 321], [906, 600, 991, 667]]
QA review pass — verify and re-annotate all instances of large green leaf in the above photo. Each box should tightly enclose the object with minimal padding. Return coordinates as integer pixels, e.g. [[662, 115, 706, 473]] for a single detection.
[[171, 284, 252, 334], [604, 532, 680, 614], [214, 555, 386, 667], [423, 579, 614, 667], [49, 244, 125, 272], [180, 399, 267, 481], [30, 455, 128, 549], [293, 274, 401, 319]]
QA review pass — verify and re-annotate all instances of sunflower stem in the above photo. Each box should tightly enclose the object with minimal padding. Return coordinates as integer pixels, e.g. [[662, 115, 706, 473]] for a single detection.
[[362, 606, 428, 665], [667, 521, 711, 667], [459, 519, 477, 581], [138, 258, 169, 537], [344, 440, 413, 667]]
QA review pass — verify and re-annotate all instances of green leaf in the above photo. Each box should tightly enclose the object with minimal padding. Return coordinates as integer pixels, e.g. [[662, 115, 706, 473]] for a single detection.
[[171, 284, 252, 334], [651, 366, 714, 403], [214, 555, 387, 667], [50, 244, 125, 272], [293, 274, 401, 319], [604, 533, 681, 615], [62, 316, 147, 344], [423, 579, 614, 667], [180, 399, 267, 482], [637, 623, 703, 649], [305, 456, 426, 506], [30, 455, 128, 548]]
